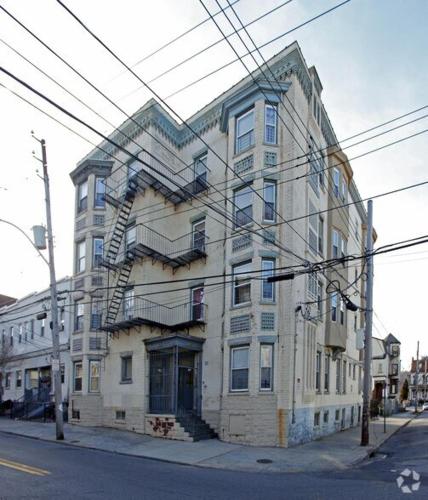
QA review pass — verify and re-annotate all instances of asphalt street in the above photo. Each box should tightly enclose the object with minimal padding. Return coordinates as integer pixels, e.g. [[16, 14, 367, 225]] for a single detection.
[[0, 413, 427, 500]]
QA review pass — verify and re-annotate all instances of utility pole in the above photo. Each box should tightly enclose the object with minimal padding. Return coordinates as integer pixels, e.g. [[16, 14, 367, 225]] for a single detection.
[[414, 341, 419, 413], [37, 137, 64, 440], [361, 200, 373, 446]]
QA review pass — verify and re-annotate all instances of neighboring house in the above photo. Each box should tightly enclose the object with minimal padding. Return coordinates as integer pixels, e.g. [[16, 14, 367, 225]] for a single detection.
[[371, 334, 401, 415], [0, 278, 72, 405], [409, 356, 428, 402], [0, 294, 16, 308], [69, 42, 368, 446]]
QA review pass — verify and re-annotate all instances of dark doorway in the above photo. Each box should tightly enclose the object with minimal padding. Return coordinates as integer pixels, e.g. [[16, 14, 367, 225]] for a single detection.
[[178, 367, 194, 411]]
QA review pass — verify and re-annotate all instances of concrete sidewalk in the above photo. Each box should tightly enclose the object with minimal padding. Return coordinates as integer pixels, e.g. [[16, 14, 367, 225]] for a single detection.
[[0, 413, 414, 473]]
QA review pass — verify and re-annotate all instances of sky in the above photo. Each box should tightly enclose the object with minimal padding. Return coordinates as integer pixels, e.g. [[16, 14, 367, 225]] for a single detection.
[[0, 0, 427, 369]]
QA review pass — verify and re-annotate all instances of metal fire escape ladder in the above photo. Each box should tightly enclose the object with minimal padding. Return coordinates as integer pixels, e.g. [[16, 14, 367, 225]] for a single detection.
[[103, 179, 138, 325]]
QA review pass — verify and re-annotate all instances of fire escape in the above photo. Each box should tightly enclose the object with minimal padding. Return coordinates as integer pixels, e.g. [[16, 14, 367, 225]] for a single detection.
[[101, 151, 208, 331]]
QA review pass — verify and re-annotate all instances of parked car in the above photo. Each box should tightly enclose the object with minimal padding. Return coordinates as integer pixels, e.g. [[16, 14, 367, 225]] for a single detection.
[[422, 402, 428, 411]]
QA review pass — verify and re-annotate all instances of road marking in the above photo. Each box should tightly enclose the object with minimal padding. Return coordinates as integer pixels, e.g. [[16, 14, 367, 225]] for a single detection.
[[0, 457, 50, 476]]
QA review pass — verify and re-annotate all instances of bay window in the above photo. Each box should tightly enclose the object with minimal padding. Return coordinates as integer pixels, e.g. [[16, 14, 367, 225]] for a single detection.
[[331, 292, 338, 322], [92, 237, 104, 268], [236, 109, 255, 153], [263, 180, 276, 222], [260, 344, 273, 390], [231, 346, 249, 391], [76, 240, 86, 273], [73, 361, 83, 392], [89, 360, 100, 392], [264, 104, 277, 144], [232, 261, 251, 306], [75, 302, 84, 331], [233, 184, 253, 228], [77, 180, 88, 212], [94, 177, 105, 208]]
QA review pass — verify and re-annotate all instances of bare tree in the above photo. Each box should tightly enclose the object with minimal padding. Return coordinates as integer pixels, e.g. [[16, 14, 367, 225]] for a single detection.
[[0, 342, 14, 402]]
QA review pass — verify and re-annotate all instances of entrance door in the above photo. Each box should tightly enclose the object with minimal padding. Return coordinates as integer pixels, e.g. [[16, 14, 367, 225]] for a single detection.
[[178, 367, 194, 411]]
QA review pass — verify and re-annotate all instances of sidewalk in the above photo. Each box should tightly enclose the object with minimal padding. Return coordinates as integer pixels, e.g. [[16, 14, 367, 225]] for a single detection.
[[0, 413, 414, 473]]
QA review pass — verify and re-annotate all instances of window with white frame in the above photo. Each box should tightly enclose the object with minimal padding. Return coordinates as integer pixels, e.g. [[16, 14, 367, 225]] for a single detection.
[[341, 176, 347, 202], [263, 180, 276, 222], [5, 372, 11, 389], [231, 346, 249, 391], [18, 324, 22, 344], [94, 177, 105, 208], [194, 152, 207, 184], [318, 216, 324, 254], [261, 258, 275, 302], [75, 302, 84, 331], [125, 224, 137, 249], [333, 168, 340, 197], [233, 184, 253, 228], [16, 370, 22, 388], [308, 201, 318, 253], [76, 240, 86, 273], [9, 326, 13, 346], [340, 296, 345, 325], [92, 237, 104, 268], [90, 299, 102, 330], [40, 319, 45, 337], [260, 344, 273, 390], [73, 361, 83, 392], [191, 286, 204, 321], [264, 104, 277, 144], [232, 261, 251, 306], [332, 230, 339, 258], [123, 288, 135, 319], [192, 218, 206, 252], [342, 360, 347, 394], [77, 180, 88, 212], [89, 360, 100, 392], [341, 236, 347, 259], [316, 351, 321, 392], [308, 273, 318, 300], [324, 354, 330, 392], [236, 109, 255, 153], [331, 292, 338, 322]]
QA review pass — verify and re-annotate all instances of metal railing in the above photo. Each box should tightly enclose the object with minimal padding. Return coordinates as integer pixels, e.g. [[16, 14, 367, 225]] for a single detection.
[[104, 150, 201, 200], [117, 297, 206, 327], [116, 224, 207, 262]]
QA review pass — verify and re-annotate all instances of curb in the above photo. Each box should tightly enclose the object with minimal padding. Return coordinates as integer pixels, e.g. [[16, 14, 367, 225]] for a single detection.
[[349, 415, 415, 467]]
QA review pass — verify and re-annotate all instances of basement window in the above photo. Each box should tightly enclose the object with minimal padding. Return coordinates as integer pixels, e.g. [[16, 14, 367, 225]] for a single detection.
[[116, 410, 126, 421]]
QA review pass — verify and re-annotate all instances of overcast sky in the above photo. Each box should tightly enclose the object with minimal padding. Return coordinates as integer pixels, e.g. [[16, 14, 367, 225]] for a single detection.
[[0, 0, 427, 369]]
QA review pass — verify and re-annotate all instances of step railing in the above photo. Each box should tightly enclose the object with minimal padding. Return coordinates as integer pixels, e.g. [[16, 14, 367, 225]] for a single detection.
[[117, 297, 207, 327], [115, 224, 208, 263]]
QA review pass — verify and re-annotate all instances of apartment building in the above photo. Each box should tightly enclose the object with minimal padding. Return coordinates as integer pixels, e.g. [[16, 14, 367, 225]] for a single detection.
[[0, 278, 72, 407], [69, 42, 368, 446], [371, 334, 401, 415], [409, 356, 428, 402]]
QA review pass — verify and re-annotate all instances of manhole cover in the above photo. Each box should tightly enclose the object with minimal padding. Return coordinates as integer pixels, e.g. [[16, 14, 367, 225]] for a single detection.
[[257, 459, 273, 464]]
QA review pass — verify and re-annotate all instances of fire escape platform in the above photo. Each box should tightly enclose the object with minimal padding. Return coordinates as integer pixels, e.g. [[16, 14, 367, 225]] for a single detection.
[[101, 316, 206, 333], [127, 243, 206, 268]]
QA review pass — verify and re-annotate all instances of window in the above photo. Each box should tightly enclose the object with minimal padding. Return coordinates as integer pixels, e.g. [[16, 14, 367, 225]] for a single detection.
[[332, 230, 339, 258], [308, 201, 318, 253], [24, 322, 28, 342], [341, 177, 347, 202], [335, 409, 340, 421], [232, 261, 251, 306], [317, 280, 323, 315], [40, 318, 45, 337], [318, 217, 324, 254], [191, 287, 204, 321], [89, 360, 100, 392], [353, 363, 356, 380], [60, 365, 65, 384], [92, 237, 104, 268], [324, 354, 330, 392], [76, 240, 86, 273], [9, 326, 13, 346], [16, 370, 22, 388], [5, 372, 11, 389], [125, 224, 136, 249], [121, 355, 133, 383], [236, 109, 254, 153], [342, 360, 347, 394], [341, 237, 347, 259], [340, 296, 345, 325], [331, 293, 338, 322], [233, 184, 253, 228], [18, 324, 22, 344], [60, 308, 65, 332], [231, 346, 249, 391], [333, 168, 340, 198], [264, 104, 277, 144], [116, 410, 126, 420], [391, 363, 399, 375], [263, 180, 276, 222], [194, 152, 207, 185], [314, 412, 320, 427], [323, 411, 329, 424], [192, 218, 206, 252], [77, 180, 88, 212], [1, 329, 4, 346], [349, 362, 352, 377], [94, 177, 106, 208], [75, 302, 84, 331], [123, 288, 134, 320], [336, 359, 341, 394], [316, 351, 321, 392], [73, 362, 83, 392], [261, 258, 275, 302], [260, 344, 273, 390], [91, 300, 102, 330]]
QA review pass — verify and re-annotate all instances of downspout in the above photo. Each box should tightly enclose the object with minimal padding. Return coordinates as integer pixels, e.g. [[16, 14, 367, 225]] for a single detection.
[[292, 305, 301, 424]]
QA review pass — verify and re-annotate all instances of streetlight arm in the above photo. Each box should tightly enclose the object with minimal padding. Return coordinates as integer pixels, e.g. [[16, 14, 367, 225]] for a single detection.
[[0, 218, 49, 267]]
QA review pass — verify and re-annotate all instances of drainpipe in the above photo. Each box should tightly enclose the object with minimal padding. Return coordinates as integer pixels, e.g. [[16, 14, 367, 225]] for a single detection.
[[292, 305, 301, 424]]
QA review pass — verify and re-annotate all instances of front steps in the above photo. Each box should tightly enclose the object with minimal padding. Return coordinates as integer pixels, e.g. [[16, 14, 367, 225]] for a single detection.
[[145, 412, 217, 442]]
